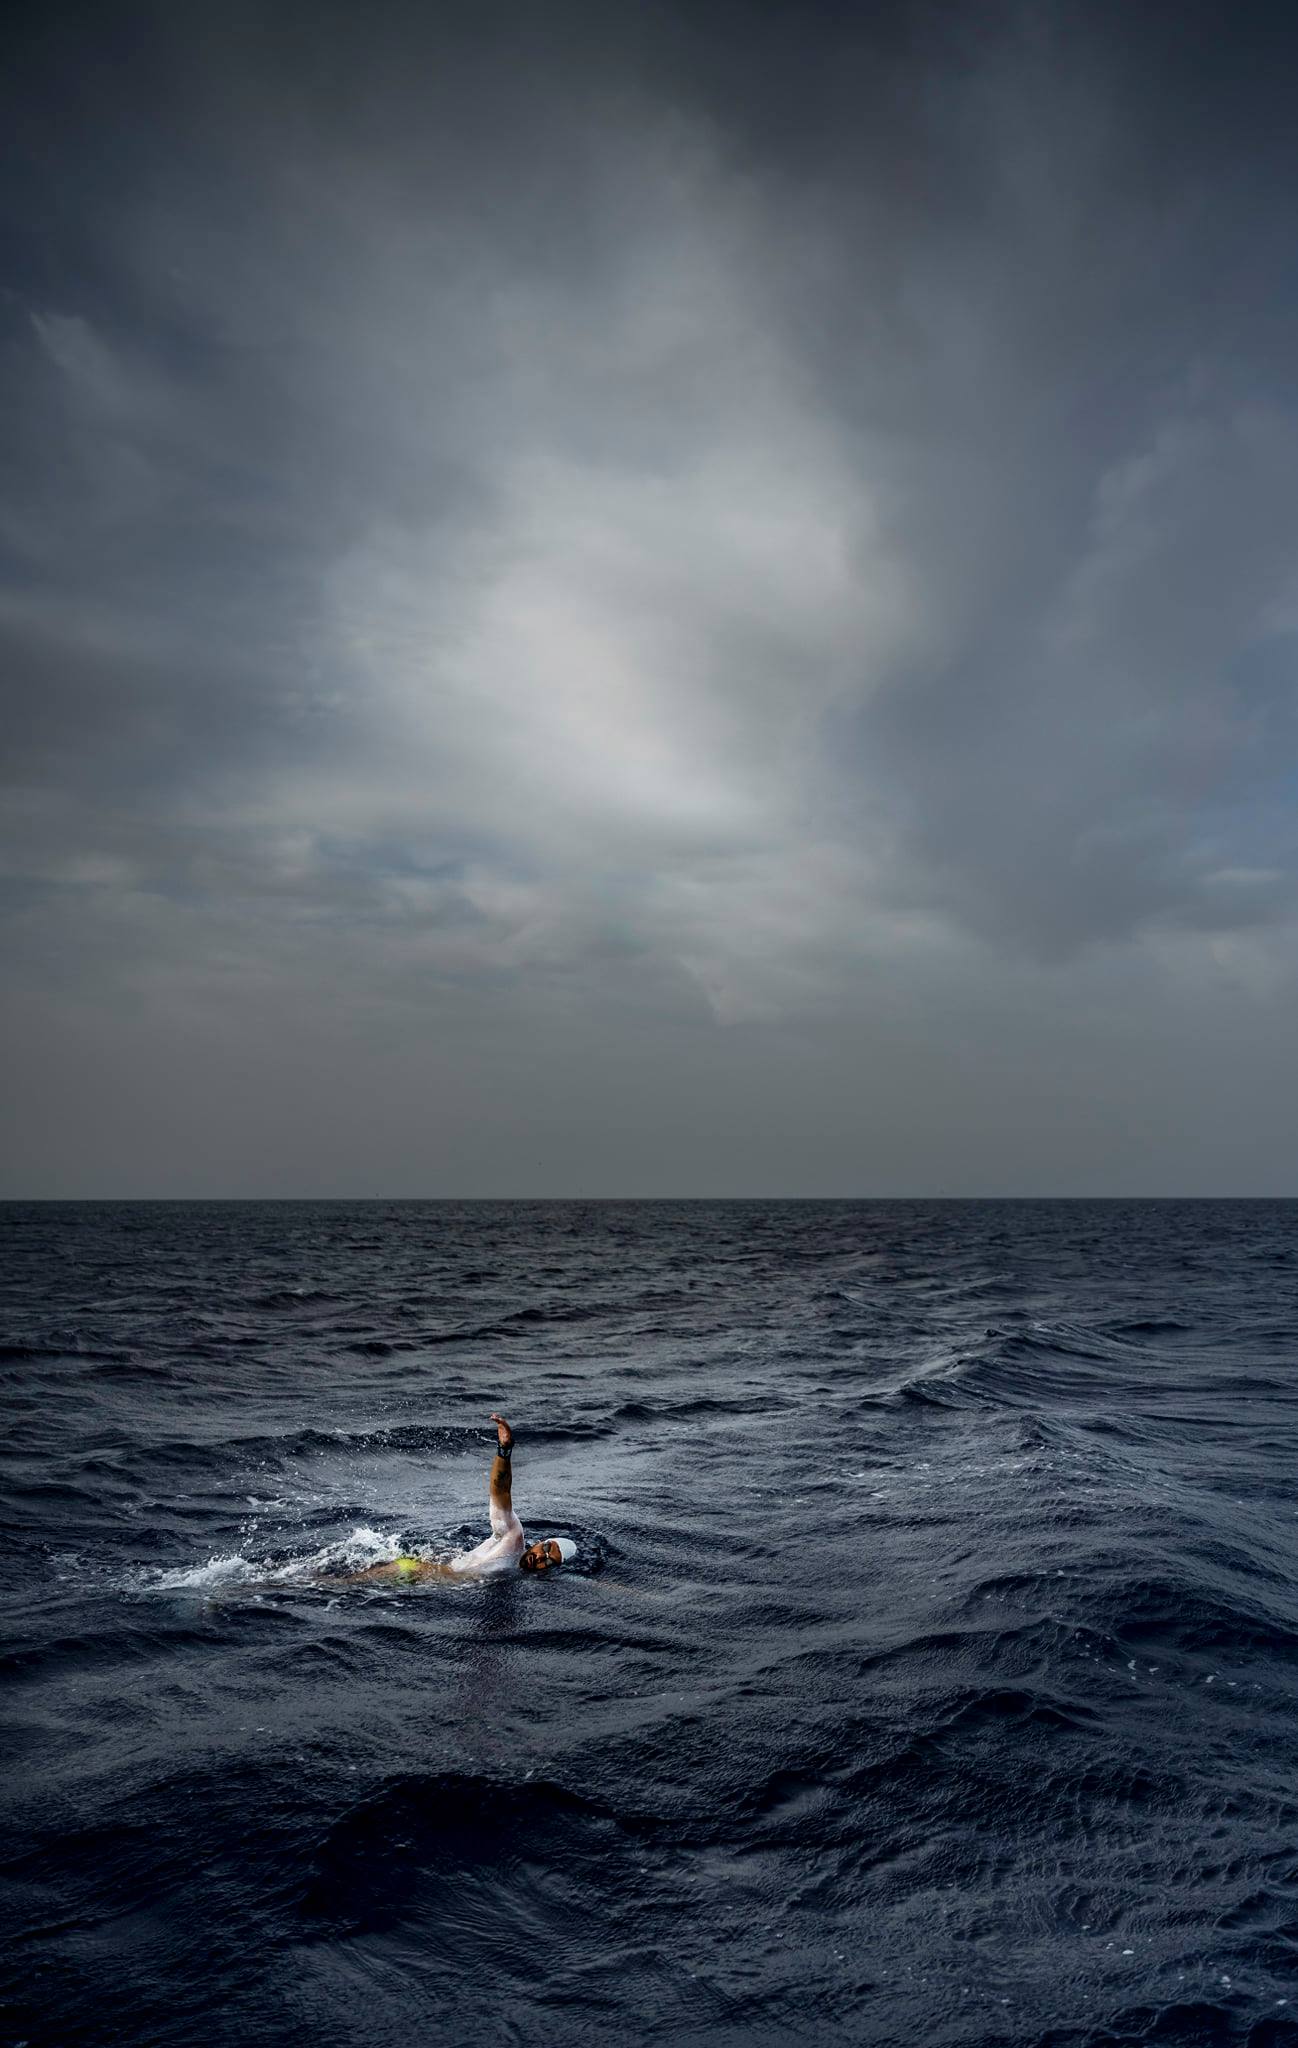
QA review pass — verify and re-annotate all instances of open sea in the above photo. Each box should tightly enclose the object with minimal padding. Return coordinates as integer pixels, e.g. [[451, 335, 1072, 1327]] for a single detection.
[[3, 1198, 1298, 2048]]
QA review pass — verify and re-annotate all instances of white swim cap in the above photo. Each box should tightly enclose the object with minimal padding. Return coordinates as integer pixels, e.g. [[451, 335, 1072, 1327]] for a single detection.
[[552, 1537, 578, 1564]]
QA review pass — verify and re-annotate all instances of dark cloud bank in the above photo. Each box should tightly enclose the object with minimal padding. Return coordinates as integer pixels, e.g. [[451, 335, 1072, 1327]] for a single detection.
[[2, 0, 1296, 1195]]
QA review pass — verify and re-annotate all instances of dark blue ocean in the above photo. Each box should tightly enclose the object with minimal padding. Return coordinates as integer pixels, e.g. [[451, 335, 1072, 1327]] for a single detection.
[[3, 1200, 1298, 2048]]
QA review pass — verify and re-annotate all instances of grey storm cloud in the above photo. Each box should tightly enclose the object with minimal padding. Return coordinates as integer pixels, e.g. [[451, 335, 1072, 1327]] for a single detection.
[[2, 0, 1297, 1194]]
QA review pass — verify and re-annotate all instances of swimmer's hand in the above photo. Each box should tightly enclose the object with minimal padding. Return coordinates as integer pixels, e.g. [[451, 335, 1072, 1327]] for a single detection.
[[490, 1411, 514, 1452]]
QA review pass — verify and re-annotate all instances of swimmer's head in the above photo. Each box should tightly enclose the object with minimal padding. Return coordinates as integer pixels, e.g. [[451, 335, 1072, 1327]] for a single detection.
[[520, 1537, 577, 1572]]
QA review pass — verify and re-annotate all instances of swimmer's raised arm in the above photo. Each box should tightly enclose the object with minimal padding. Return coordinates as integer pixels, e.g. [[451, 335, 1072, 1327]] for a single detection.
[[488, 1411, 515, 1533]]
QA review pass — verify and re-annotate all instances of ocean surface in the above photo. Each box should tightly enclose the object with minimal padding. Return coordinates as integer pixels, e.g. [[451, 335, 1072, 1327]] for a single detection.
[[3, 1200, 1298, 2048]]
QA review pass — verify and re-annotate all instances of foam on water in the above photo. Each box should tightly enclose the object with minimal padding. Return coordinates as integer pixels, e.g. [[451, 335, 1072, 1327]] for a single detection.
[[145, 1525, 422, 1592]]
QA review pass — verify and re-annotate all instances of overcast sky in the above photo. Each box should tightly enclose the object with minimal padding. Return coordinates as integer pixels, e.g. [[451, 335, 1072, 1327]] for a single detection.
[[2, 0, 1296, 1196]]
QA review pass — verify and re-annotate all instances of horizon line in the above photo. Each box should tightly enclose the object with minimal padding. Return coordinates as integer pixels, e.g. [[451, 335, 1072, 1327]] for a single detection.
[[2, 1192, 1296, 1205]]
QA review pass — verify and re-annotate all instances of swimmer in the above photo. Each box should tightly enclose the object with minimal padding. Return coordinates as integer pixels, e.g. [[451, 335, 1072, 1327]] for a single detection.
[[340, 1413, 576, 1582]]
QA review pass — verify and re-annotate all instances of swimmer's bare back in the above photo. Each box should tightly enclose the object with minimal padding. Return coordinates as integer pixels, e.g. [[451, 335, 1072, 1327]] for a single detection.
[[335, 1412, 524, 1584], [341, 1556, 457, 1584]]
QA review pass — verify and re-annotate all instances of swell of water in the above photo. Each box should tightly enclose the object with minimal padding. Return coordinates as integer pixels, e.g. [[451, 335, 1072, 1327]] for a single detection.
[[3, 1199, 1298, 2047]]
